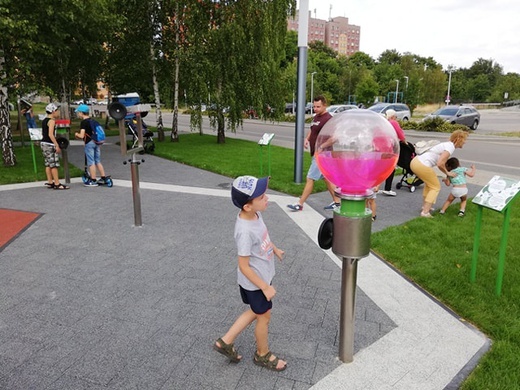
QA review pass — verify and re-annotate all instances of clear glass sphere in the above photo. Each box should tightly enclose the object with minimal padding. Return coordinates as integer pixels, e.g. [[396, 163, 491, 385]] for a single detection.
[[315, 110, 399, 196]]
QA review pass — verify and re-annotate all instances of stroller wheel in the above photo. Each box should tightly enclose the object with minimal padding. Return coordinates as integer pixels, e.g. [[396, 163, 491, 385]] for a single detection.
[[82, 173, 89, 184], [396, 182, 402, 190], [410, 186, 416, 193]]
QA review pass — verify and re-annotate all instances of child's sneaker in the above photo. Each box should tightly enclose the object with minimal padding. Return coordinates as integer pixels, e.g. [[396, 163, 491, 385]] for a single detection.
[[458, 210, 465, 217], [84, 179, 99, 187], [287, 203, 303, 211]]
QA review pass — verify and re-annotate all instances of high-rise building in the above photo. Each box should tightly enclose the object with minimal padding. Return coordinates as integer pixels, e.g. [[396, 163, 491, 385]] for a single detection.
[[287, 10, 361, 56]]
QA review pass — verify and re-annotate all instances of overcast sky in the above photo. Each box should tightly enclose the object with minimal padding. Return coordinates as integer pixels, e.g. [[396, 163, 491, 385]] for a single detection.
[[300, 0, 520, 74]]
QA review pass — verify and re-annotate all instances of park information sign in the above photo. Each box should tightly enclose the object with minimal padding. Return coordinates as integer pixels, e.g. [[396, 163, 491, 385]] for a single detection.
[[471, 175, 520, 296], [472, 175, 520, 212]]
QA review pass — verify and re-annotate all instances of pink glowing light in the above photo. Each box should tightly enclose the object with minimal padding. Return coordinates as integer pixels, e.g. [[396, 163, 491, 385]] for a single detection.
[[315, 110, 399, 196]]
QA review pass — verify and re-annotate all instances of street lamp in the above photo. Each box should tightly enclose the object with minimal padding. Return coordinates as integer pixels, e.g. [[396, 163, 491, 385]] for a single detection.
[[394, 79, 399, 103], [310, 71, 317, 104], [403, 76, 409, 103], [446, 65, 454, 105]]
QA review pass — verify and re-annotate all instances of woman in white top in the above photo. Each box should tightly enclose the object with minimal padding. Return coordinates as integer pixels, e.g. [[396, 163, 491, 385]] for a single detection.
[[410, 130, 469, 218]]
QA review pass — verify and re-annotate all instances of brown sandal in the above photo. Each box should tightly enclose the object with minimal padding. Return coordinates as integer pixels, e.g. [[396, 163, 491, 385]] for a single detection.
[[213, 338, 241, 363], [54, 183, 70, 190], [253, 351, 287, 371]]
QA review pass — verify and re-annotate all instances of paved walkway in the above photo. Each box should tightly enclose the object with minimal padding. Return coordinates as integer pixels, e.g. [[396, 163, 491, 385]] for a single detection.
[[0, 139, 489, 389]]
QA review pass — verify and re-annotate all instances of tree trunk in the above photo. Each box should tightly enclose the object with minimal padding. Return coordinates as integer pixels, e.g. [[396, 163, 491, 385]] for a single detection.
[[216, 110, 225, 144], [170, 9, 180, 143], [151, 44, 164, 142], [61, 77, 70, 120], [0, 52, 16, 167], [171, 55, 180, 142]]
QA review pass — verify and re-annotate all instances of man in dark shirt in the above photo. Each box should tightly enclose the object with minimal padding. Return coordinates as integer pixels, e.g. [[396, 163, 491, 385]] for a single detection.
[[287, 95, 340, 211]]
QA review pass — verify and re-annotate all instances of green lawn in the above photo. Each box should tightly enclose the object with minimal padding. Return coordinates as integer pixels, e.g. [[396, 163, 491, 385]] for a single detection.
[[2, 132, 520, 389]]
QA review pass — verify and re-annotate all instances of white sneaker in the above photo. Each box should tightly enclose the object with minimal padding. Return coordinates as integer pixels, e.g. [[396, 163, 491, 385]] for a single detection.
[[382, 190, 397, 196]]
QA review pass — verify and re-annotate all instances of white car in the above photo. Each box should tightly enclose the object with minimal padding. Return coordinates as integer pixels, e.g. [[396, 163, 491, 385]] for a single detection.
[[368, 103, 411, 121], [326, 104, 359, 115]]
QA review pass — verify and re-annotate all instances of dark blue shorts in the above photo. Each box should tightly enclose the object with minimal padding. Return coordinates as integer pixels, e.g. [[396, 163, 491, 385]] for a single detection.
[[240, 286, 272, 315]]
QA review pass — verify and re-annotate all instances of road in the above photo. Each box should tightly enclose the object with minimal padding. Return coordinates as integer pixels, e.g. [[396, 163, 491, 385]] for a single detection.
[[111, 107, 520, 185]]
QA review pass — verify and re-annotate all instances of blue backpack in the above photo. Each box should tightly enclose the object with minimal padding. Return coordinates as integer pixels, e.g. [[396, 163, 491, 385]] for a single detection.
[[88, 118, 106, 145]]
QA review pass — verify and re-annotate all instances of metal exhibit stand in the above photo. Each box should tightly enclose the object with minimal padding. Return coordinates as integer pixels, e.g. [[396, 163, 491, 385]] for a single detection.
[[319, 192, 372, 363], [108, 102, 151, 227], [335, 194, 372, 362], [315, 109, 398, 364], [55, 119, 71, 184], [470, 175, 520, 296]]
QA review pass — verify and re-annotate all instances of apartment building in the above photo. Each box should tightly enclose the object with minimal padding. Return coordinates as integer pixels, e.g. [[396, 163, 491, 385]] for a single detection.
[[287, 11, 361, 56]]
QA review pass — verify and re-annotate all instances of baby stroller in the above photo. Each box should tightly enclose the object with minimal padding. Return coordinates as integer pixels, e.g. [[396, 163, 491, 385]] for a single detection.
[[125, 115, 155, 154], [395, 141, 423, 193]]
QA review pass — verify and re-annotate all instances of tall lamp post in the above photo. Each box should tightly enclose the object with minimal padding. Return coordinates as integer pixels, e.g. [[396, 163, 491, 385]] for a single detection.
[[446, 65, 454, 105], [310, 71, 317, 104], [403, 76, 409, 103], [394, 79, 399, 103]]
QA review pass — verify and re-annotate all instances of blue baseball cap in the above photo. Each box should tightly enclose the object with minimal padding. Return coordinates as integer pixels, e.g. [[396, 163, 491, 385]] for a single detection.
[[75, 104, 90, 114], [231, 176, 269, 209]]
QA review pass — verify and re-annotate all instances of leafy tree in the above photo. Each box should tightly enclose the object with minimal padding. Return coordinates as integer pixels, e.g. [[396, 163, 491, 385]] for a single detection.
[[348, 51, 375, 69], [467, 74, 491, 102], [490, 73, 520, 102], [378, 49, 401, 65], [181, 0, 296, 143], [355, 71, 379, 106], [309, 40, 337, 59]]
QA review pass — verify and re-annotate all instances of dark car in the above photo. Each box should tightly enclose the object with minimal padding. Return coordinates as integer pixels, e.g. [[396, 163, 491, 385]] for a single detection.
[[423, 105, 480, 130], [285, 103, 296, 113]]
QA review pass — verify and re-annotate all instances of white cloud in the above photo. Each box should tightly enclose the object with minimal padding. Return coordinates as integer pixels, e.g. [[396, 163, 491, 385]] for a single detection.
[[300, 0, 520, 73]]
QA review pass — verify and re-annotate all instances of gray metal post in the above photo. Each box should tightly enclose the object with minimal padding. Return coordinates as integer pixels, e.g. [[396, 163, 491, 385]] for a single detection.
[[339, 257, 358, 362], [130, 153, 142, 227], [294, 0, 309, 184], [62, 149, 70, 184]]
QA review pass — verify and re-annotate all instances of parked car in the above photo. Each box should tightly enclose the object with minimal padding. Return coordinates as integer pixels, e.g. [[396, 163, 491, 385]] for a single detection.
[[423, 105, 480, 130], [367, 103, 411, 121], [305, 102, 313, 114], [326, 104, 359, 115], [285, 103, 296, 113]]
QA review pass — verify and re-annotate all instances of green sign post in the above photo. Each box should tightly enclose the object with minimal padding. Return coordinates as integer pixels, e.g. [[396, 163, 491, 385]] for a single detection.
[[258, 133, 275, 177], [471, 176, 520, 296], [28, 128, 42, 178]]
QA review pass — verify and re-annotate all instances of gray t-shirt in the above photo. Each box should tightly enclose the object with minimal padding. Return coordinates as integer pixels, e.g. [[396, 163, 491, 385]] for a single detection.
[[234, 212, 275, 291]]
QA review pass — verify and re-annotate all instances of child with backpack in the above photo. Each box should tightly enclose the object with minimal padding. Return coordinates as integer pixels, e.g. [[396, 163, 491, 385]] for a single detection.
[[74, 104, 108, 187]]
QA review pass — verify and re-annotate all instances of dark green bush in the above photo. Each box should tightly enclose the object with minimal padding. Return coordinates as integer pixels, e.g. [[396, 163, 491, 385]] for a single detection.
[[401, 118, 472, 133]]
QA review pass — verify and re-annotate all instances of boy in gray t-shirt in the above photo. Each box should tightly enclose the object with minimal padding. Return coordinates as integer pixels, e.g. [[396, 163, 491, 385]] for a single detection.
[[213, 175, 287, 372]]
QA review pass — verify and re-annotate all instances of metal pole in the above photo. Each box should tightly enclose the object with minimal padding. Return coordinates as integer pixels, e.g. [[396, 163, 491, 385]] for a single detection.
[[404, 76, 409, 103], [130, 153, 142, 227], [394, 79, 399, 103], [62, 149, 70, 184], [339, 257, 358, 362], [294, 0, 309, 184], [446, 66, 453, 105], [311, 71, 317, 103]]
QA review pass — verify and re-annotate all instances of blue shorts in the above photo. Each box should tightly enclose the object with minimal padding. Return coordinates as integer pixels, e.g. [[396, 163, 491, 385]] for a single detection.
[[240, 286, 272, 315], [307, 157, 323, 181], [85, 141, 101, 166]]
